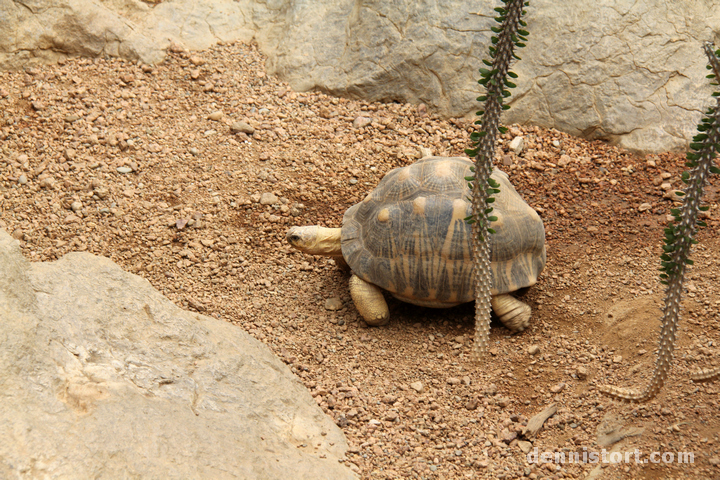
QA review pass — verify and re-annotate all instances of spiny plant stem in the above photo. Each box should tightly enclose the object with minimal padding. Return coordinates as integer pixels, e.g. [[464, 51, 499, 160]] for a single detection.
[[599, 42, 720, 402], [689, 43, 720, 384], [467, 0, 529, 363]]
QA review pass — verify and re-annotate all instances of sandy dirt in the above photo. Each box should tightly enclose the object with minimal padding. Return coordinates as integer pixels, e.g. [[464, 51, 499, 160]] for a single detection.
[[1, 41, 719, 480]]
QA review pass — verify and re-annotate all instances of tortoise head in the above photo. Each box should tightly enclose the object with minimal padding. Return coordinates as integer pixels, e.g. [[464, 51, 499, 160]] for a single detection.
[[286, 226, 342, 256]]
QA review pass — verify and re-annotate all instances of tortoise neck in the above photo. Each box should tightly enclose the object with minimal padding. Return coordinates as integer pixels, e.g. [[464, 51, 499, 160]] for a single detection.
[[313, 227, 343, 256]]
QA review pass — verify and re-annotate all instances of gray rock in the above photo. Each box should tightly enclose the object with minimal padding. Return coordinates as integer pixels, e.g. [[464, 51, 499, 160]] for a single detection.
[[261, 0, 717, 153], [509, 136, 525, 155], [0, 229, 355, 480]]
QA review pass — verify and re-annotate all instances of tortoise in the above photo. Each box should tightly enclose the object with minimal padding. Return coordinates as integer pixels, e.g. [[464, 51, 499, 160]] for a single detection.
[[286, 156, 546, 332]]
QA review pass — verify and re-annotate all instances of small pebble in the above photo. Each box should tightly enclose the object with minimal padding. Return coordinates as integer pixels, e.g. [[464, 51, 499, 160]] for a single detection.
[[509, 136, 525, 154], [324, 297, 343, 311], [549, 383, 565, 393], [517, 440, 533, 454], [384, 411, 398, 422], [116, 166, 132, 174], [409, 381, 424, 393], [208, 111, 223, 121], [558, 154, 573, 167], [18, 174, 27, 185], [352, 116, 372, 129], [528, 345, 541, 355], [230, 121, 255, 134], [500, 428, 517, 443], [418, 146, 433, 158], [260, 192, 279, 205]]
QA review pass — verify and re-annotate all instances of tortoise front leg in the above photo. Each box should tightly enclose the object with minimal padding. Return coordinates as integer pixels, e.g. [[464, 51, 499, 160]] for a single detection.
[[491, 294, 531, 333], [349, 274, 389, 326]]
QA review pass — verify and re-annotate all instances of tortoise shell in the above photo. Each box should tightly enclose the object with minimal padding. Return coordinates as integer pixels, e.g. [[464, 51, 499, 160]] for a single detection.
[[341, 156, 546, 307]]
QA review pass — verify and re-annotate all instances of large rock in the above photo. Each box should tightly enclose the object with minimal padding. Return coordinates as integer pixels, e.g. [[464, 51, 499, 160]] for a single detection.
[[260, 0, 719, 153], [0, 0, 255, 68], [0, 229, 355, 480], [1, 0, 718, 152]]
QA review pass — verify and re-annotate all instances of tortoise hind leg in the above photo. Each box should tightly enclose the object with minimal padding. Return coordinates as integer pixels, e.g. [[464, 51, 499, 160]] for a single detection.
[[349, 274, 389, 326], [491, 294, 531, 333]]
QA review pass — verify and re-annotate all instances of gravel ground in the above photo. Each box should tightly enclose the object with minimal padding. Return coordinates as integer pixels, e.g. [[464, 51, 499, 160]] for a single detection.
[[1, 41, 720, 480]]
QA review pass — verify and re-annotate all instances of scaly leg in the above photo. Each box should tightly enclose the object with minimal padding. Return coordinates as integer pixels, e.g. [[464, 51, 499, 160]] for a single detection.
[[491, 294, 531, 333], [349, 274, 389, 326]]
